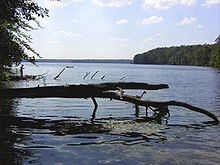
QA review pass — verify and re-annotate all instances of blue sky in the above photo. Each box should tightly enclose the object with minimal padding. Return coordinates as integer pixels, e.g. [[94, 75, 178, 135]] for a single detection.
[[31, 0, 220, 59]]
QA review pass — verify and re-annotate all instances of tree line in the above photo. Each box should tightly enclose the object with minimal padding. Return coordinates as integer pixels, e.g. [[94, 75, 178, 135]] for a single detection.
[[134, 38, 220, 67]]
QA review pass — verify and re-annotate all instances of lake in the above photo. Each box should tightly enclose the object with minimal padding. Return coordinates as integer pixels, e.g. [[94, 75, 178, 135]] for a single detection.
[[0, 63, 220, 165]]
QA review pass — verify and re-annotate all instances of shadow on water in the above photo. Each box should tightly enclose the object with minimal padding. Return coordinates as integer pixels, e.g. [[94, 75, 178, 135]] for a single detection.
[[0, 98, 175, 164], [0, 99, 32, 165], [0, 99, 219, 165]]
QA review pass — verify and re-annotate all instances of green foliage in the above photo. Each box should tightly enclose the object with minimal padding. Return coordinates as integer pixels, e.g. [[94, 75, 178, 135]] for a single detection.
[[208, 36, 220, 67], [134, 41, 220, 67], [0, 67, 10, 86], [0, 0, 49, 67]]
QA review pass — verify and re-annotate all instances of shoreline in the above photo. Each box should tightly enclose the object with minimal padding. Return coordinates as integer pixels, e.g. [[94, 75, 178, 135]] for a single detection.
[[33, 59, 133, 64]]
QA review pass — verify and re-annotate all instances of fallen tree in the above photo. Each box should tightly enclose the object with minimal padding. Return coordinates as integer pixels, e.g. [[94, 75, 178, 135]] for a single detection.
[[0, 82, 218, 124], [0, 82, 169, 98]]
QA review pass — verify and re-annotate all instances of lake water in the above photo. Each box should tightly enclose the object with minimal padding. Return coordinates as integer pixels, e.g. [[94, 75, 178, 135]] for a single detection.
[[0, 63, 220, 165]]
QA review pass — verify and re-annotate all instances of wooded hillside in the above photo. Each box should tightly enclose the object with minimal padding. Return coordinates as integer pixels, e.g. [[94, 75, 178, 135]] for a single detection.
[[134, 42, 220, 67]]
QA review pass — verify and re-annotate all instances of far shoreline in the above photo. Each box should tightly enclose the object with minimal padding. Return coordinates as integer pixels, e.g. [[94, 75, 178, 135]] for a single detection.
[[33, 59, 133, 64]]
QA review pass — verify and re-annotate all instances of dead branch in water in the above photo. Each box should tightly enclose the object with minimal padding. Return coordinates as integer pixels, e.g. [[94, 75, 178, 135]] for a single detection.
[[54, 67, 66, 79], [83, 72, 90, 79], [54, 66, 74, 79], [91, 71, 99, 79], [0, 82, 218, 124], [101, 92, 219, 124]]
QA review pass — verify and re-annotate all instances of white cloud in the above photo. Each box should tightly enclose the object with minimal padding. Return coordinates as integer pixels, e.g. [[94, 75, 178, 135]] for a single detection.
[[197, 24, 203, 28], [177, 17, 196, 25], [155, 33, 163, 37], [140, 16, 164, 25], [91, 0, 132, 7], [143, 0, 196, 9], [43, 0, 83, 9], [144, 33, 163, 42], [115, 19, 128, 25], [36, 17, 50, 27], [177, 17, 204, 29], [202, 0, 220, 7], [144, 36, 153, 42], [180, 0, 196, 6], [43, 0, 63, 8], [56, 30, 82, 37], [46, 40, 59, 44]]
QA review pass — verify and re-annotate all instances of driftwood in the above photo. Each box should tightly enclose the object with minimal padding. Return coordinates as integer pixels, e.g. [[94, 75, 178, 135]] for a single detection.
[[54, 67, 66, 79], [83, 72, 90, 79], [91, 71, 99, 79], [54, 66, 74, 79], [0, 82, 218, 124]]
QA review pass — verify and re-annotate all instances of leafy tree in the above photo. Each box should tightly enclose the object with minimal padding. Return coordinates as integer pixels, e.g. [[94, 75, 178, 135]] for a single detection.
[[0, 0, 49, 81], [209, 35, 220, 67]]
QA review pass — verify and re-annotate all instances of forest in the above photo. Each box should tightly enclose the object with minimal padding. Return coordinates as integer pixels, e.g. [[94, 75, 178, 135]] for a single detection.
[[133, 39, 220, 67]]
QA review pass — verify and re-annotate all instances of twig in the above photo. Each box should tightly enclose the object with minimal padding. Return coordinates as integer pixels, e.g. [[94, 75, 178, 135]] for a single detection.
[[66, 66, 74, 68], [54, 67, 66, 79], [91, 71, 99, 79], [83, 72, 90, 79], [101, 75, 106, 80]]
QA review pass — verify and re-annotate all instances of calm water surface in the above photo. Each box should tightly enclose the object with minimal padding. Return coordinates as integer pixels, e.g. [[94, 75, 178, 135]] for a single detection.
[[0, 63, 220, 165]]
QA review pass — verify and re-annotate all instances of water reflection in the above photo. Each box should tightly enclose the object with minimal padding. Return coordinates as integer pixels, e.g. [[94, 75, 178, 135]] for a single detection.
[[1, 64, 220, 165], [0, 99, 29, 165], [0, 98, 171, 165], [1, 100, 219, 165]]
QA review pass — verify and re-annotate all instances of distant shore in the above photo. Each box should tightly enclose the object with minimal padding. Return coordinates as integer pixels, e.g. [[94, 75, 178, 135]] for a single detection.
[[34, 59, 133, 64]]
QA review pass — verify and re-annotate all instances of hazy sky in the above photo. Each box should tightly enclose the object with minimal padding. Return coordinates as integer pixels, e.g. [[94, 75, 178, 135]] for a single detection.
[[31, 0, 220, 59]]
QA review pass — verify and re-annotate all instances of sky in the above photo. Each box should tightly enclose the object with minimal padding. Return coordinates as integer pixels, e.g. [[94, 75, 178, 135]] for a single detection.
[[30, 0, 220, 59]]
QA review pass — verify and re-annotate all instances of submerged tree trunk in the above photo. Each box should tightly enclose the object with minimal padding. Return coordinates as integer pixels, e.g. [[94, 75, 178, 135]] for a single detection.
[[0, 82, 218, 124]]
